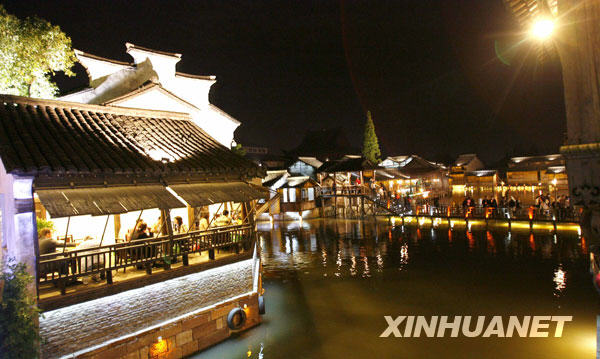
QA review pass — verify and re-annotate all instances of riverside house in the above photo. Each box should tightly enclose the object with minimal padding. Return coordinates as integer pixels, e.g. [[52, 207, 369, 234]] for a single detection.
[[0, 45, 268, 359]]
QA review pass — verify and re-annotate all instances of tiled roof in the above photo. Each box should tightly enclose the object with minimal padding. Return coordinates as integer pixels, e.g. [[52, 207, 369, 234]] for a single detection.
[[0, 95, 262, 178], [455, 153, 477, 166], [508, 154, 564, 171], [318, 156, 377, 173]]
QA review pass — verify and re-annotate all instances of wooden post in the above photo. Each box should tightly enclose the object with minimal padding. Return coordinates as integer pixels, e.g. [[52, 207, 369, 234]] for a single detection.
[[361, 196, 365, 217], [114, 214, 121, 239], [163, 208, 174, 269], [61, 216, 71, 252], [187, 205, 195, 231]]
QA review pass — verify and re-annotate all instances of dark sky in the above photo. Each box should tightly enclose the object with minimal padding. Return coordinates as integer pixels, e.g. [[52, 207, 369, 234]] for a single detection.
[[3, 0, 566, 165]]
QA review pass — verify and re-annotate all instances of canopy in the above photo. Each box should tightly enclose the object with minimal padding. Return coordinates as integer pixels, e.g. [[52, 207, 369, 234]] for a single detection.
[[169, 182, 269, 207], [37, 185, 185, 218]]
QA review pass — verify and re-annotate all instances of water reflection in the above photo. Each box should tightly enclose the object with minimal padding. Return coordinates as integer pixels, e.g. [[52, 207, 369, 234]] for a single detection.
[[197, 219, 597, 359]]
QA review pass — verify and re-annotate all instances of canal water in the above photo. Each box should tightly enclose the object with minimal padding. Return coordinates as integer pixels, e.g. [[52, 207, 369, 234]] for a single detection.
[[194, 219, 599, 359]]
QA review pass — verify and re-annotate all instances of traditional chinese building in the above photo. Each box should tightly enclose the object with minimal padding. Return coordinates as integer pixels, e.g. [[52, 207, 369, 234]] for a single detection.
[[505, 154, 568, 205], [60, 43, 239, 148], [380, 155, 449, 198], [0, 90, 266, 358]]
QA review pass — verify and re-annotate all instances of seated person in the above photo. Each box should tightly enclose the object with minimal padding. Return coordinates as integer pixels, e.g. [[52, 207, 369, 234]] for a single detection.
[[39, 228, 59, 255], [198, 214, 209, 231], [214, 210, 232, 227], [232, 211, 243, 225], [126, 220, 148, 241], [173, 216, 188, 234], [135, 222, 151, 240], [151, 216, 164, 237]]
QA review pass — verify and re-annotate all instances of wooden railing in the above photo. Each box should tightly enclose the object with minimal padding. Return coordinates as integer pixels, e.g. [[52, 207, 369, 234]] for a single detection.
[[320, 185, 369, 196], [37, 224, 254, 294], [379, 201, 581, 223]]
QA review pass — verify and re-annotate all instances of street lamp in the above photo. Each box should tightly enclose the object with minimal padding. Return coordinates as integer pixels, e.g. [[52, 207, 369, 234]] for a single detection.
[[531, 18, 555, 40]]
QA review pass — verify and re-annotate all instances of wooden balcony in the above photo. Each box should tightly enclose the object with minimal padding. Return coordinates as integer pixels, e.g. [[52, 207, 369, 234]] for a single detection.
[[37, 224, 255, 310]]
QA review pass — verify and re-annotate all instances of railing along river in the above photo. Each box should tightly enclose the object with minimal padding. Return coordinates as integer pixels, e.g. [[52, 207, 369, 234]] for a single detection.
[[37, 224, 255, 295]]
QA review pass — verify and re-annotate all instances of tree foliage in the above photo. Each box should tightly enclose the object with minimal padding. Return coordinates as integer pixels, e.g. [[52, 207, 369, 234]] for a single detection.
[[0, 5, 76, 98], [362, 111, 381, 164], [0, 259, 42, 359], [231, 143, 246, 157]]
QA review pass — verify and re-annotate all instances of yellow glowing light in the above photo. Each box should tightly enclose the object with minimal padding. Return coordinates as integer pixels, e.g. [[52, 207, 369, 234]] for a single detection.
[[150, 336, 169, 357], [531, 18, 554, 40]]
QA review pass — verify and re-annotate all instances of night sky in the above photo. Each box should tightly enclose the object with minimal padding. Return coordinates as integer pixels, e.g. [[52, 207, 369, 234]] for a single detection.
[[4, 0, 566, 165]]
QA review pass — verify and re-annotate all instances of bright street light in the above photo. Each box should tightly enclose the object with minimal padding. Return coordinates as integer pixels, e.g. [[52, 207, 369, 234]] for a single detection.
[[531, 18, 555, 40]]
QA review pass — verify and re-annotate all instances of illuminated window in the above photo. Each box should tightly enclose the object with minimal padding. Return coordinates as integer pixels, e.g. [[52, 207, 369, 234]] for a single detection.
[[308, 188, 315, 201], [282, 189, 288, 203], [288, 188, 297, 202]]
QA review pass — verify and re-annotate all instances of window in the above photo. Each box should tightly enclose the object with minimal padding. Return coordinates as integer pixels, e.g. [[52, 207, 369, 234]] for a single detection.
[[282, 189, 288, 203], [288, 188, 296, 202], [308, 188, 315, 201]]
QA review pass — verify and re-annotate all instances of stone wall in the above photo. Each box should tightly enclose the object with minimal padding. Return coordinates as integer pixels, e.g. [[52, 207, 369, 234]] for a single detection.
[[40, 258, 258, 358], [77, 293, 260, 359]]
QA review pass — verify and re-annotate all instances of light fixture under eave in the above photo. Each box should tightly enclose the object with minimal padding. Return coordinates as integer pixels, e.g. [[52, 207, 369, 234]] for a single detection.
[[531, 18, 555, 40]]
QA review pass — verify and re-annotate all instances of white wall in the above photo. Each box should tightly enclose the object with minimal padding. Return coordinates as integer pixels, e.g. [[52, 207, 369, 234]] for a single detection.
[[0, 160, 37, 282]]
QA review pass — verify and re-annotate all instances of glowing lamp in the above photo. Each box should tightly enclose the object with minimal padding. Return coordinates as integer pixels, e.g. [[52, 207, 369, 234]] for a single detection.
[[531, 18, 554, 40], [150, 336, 169, 357]]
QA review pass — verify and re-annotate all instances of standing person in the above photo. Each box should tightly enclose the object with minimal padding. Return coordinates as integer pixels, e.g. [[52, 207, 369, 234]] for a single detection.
[[173, 216, 188, 234], [199, 213, 209, 231], [215, 210, 232, 226], [151, 216, 163, 237], [558, 195, 567, 220]]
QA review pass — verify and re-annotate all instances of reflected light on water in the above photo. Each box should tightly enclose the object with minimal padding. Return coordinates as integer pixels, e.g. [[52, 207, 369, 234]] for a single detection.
[[553, 265, 567, 297], [350, 255, 357, 276], [376, 251, 384, 271], [362, 255, 370, 278], [199, 219, 595, 359]]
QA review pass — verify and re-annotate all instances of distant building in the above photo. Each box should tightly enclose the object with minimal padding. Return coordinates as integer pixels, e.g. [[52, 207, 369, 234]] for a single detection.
[[244, 145, 269, 155], [287, 127, 359, 162], [453, 153, 485, 173], [380, 155, 449, 198], [60, 43, 240, 147], [505, 154, 568, 205], [261, 170, 320, 220], [449, 154, 495, 201], [287, 156, 323, 179]]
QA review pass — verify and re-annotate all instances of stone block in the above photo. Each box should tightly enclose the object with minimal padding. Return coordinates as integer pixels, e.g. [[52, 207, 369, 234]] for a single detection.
[[97, 343, 127, 359], [182, 313, 210, 331], [192, 320, 217, 339], [139, 346, 149, 359], [197, 328, 229, 351], [122, 350, 140, 359], [181, 339, 199, 357], [165, 347, 183, 359], [175, 330, 193, 346], [159, 322, 182, 339], [210, 303, 236, 321]]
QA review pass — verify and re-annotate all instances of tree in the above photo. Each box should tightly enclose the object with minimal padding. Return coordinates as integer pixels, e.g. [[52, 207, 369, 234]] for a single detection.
[[0, 5, 76, 98], [362, 111, 381, 164], [0, 259, 42, 358], [231, 143, 246, 157]]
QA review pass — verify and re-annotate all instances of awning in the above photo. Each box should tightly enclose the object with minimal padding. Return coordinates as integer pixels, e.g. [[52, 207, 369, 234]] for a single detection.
[[37, 185, 185, 218], [169, 182, 270, 207]]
